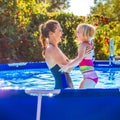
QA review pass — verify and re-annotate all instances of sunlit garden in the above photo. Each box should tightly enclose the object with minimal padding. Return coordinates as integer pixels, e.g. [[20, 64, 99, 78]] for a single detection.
[[0, 0, 120, 63]]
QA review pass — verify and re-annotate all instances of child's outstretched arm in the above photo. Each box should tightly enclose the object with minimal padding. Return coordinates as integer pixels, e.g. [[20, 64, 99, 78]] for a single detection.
[[60, 43, 86, 72]]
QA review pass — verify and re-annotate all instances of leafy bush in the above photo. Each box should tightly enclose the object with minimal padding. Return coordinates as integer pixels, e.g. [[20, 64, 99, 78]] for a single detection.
[[0, 1, 120, 63]]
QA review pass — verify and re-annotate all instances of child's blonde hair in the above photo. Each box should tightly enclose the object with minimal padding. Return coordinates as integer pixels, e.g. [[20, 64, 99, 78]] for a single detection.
[[77, 23, 96, 40]]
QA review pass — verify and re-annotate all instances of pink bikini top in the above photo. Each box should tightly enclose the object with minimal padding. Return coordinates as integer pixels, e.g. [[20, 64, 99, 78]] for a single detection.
[[79, 41, 94, 67]]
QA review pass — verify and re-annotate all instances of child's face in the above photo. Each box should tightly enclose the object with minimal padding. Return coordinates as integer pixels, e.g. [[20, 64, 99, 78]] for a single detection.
[[75, 27, 84, 43]]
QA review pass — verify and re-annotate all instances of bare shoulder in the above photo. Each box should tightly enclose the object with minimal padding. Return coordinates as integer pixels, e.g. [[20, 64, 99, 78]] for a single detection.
[[45, 46, 59, 68], [46, 45, 59, 56], [45, 45, 63, 61], [45, 45, 68, 66]]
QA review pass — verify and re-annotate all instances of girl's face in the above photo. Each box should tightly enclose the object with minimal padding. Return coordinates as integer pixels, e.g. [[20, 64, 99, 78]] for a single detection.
[[76, 27, 84, 43]]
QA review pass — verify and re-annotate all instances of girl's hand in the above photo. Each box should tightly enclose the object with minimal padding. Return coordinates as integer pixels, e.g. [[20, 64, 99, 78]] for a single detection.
[[59, 65, 70, 73], [86, 46, 91, 54]]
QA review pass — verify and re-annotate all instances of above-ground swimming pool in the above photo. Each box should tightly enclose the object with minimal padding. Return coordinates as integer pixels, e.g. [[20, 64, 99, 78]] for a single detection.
[[0, 61, 120, 89], [0, 61, 120, 120]]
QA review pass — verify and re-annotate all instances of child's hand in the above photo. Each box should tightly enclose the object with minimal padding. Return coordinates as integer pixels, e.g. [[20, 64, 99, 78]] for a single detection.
[[67, 68, 73, 72], [59, 65, 70, 73], [86, 46, 91, 54]]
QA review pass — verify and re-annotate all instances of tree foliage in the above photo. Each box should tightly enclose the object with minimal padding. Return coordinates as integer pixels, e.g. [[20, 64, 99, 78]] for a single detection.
[[1, 0, 120, 63], [91, 0, 120, 22], [87, 0, 120, 60], [36, 0, 70, 12], [0, 0, 83, 63]]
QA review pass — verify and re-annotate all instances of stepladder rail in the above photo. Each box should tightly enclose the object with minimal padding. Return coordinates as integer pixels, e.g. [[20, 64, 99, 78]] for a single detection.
[[25, 89, 61, 95]]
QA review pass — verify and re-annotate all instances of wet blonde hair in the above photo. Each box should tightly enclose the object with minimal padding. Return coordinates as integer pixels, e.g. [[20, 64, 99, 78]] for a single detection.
[[77, 23, 96, 41]]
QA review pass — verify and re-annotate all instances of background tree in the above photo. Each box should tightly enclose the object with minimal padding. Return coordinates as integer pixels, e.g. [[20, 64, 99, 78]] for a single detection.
[[91, 0, 120, 22], [36, 0, 70, 12], [87, 0, 120, 60], [0, 0, 83, 63], [1, 0, 120, 63]]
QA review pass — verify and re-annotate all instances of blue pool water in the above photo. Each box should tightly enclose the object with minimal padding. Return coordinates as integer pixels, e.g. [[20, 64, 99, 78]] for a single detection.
[[0, 66, 120, 89]]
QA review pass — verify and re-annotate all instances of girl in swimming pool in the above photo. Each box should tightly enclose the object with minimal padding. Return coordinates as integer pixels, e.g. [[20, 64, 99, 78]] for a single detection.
[[60, 23, 98, 88], [39, 20, 73, 89]]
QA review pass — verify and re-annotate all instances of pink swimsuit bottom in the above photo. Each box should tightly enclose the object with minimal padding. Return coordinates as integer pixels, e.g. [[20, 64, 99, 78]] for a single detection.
[[80, 59, 98, 83], [82, 70, 98, 83]]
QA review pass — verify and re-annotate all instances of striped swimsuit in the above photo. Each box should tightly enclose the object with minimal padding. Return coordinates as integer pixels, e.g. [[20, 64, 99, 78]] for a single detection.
[[79, 59, 98, 83], [79, 41, 98, 83]]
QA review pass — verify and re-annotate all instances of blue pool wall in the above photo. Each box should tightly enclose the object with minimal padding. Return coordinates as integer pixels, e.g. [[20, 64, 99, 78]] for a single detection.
[[0, 89, 37, 120], [0, 60, 114, 71], [1, 60, 120, 72], [0, 62, 48, 71], [41, 88, 120, 120], [0, 89, 120, 120]]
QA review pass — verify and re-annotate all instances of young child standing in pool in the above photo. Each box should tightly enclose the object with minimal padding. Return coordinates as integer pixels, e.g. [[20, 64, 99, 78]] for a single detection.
[[60, 23, 98, 88]]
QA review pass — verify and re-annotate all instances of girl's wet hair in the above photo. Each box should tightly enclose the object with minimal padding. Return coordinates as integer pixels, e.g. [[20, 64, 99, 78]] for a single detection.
[[39, 20, 59, 57]]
